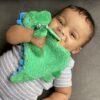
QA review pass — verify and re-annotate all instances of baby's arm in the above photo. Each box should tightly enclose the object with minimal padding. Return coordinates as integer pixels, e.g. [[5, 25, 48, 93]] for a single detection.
[[44, 86, 72, 100], [6, 25, 33, 44], [44, 59, 74, 100], [6, 25, 46, 48]]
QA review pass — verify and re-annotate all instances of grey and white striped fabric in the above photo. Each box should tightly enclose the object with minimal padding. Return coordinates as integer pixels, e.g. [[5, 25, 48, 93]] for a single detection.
[[0, 45, 74, 100]]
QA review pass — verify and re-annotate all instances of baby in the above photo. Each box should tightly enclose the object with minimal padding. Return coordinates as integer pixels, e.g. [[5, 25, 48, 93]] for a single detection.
[[0, 5, 95, 100]]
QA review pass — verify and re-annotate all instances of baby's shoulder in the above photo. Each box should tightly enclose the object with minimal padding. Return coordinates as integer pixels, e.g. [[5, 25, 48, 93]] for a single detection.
[[65, 57, 75, 70]]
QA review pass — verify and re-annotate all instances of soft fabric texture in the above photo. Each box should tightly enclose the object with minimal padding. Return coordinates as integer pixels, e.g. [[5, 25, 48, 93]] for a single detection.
[[10, 11, 71, 83]]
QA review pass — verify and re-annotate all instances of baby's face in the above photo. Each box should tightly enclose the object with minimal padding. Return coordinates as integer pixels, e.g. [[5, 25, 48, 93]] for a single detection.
[[49, 8, 92, 54]]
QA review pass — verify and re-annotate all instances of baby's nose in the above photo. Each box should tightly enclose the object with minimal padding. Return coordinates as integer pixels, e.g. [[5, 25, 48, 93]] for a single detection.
[[57, 26, 67, 40]]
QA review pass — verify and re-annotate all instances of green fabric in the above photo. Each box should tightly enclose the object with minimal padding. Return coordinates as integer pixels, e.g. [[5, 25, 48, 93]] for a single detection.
[[23, 11, 52, 29], [10, 11, 71, 83]]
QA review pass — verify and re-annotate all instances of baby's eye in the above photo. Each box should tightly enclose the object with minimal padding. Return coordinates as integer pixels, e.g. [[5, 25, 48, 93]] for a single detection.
[[59, 19, 63, 25], [57, 16, 64, 25], [70, 32, 76, 39]]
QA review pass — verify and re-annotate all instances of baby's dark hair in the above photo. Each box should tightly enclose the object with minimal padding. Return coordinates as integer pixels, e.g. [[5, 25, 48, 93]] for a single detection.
[[56, 5, 95, 47]]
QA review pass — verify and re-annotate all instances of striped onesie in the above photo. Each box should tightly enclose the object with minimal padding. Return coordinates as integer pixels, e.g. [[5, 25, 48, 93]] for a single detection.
[[0, 45, 74, 100]]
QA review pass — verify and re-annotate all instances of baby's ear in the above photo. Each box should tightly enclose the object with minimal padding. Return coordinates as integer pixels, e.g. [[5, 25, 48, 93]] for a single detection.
[[71, 47, 82, 54]]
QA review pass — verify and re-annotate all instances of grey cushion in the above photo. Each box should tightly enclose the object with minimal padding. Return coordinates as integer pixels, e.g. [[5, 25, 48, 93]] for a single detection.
[[0, 0, 100, 100]]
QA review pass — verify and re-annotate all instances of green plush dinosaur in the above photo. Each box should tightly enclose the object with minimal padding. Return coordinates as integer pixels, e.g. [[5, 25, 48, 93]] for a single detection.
[[10, 11, 71, 83]]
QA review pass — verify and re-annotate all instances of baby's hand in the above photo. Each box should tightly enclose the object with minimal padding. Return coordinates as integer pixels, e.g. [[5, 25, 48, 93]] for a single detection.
[[31, 37, 46, 48]]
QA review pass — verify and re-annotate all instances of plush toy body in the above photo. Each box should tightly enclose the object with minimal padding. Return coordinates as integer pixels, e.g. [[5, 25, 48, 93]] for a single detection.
[[10, 11, 71, 83]]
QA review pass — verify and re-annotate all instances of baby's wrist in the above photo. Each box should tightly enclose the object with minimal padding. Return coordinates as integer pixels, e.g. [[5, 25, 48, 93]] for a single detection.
[[46, 91, 70, 100], [55, 91, 70, 100]]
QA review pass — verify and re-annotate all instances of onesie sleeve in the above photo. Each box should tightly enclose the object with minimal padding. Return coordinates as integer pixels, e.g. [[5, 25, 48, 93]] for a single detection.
[[53, 58, 75, 87]]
